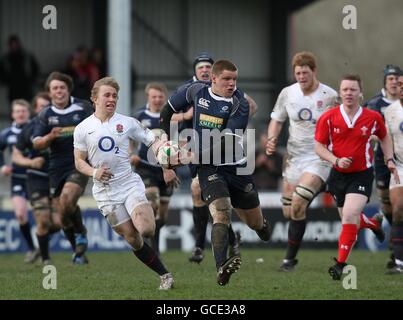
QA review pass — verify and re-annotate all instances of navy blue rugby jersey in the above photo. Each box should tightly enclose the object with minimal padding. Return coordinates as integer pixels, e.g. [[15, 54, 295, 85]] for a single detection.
[[168, 81, 249, 165], [15, 117, 50, 176], [0, 122, 29, 178], [33, 97, 93, 173], [134, 106, 162, 168]]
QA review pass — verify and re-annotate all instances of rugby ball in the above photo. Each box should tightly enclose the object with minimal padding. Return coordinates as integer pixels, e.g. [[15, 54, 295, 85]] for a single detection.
[[156, 141, 180, 169]]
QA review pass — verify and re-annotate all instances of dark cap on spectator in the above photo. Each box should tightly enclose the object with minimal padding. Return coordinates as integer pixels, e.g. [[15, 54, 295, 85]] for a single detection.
[[193, 52, 214, 72], [384, 64, 401, 77], [383, 65, 401, 86]]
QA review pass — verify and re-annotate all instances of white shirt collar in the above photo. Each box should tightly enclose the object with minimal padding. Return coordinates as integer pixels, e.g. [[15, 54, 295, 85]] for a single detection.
[[340, 104, 362, 128]]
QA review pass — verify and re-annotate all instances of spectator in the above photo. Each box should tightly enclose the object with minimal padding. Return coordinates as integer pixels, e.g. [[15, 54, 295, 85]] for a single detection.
[[0, 35, 39, 104], [64, 45, 100, 100]]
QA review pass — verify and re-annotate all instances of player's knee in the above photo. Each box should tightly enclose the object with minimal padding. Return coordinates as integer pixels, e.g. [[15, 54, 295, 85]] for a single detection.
[[246, 216, 263, 231], [282, 209, 291, 220], [146, 190, 160, 213], [32, 199, 51, 214], [60, 201, 76, 215], [281, 196, 292, 218], [59, 191, 79, 213], [291, 197, 309, 220], [209, 197, 231, 224], [293, 185, 315, 206]]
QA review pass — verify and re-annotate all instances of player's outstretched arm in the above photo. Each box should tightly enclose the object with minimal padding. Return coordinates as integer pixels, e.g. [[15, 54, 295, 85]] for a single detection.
[[12, 146, 44, 169], [245, 94, 258, 117], [314, 141, 338, 165], [266, 119, 283, 155], [160, 103, 175, 140], [74, 148, 93, 177], [33, 127, 62, 150], [74, 148, 113, 183], [379, 134, 400, 184]]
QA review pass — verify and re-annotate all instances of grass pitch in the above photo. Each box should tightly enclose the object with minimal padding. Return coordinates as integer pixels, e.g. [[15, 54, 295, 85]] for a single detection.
[[0, 249, 402, 300]]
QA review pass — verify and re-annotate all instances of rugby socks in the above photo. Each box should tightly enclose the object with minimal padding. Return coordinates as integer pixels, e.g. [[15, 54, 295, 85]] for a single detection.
[[133, 242, 168, 276], [20, 222, 35, 250], [391, 223, 403, 262], [152, 219, 165, 255], [285, 219, 306, 260], [193, 206, 210, 250], [211, 223, 229, 270], [71, 206, 86, 235], [359, 213, 378, 231], [48, 224, 61, 235], [37, 233, 50, 261], [228, 224, 236, 247], [63, 226, 76, 251], [337, 224, 357, 264]]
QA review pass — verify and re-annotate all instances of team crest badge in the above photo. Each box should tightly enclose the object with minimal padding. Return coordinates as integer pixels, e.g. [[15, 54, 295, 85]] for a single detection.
[[317, 100, 323, 108], [116, 124, 123, 133], [360, 126, 368, 136]]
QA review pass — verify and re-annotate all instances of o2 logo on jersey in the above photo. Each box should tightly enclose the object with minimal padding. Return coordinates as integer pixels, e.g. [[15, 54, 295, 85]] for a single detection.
[[98, 136, 119, 154], [399, 122, 403, 133], [298, 108, 313, 121]]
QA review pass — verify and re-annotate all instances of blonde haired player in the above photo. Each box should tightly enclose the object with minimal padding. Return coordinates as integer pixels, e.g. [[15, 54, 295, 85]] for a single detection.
[[73, 77, 174, 289]]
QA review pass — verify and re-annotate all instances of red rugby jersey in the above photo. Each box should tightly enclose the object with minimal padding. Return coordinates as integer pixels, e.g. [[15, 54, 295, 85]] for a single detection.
[[315, 105, 386, 173]]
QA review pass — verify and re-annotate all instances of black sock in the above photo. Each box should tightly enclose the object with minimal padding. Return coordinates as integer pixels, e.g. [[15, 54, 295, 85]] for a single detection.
[[63, 226, 76, 251], [133, 242, 168, 276], [285, 219, 306, 260], [228, 224, 236, 246], [211, 223, 229, 270], [20, 222, 35, 250], [37, 233, 50, 260], [152, 219, 165, 255], [391, 223, 403, 261], [48, 224, 60, 235], [193, 206, 210, 250], [72, 206, 86, 234]]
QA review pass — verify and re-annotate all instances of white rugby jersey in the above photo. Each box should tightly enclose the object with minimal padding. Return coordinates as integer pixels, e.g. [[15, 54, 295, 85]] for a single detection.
[[74, 113, 155, 183], [384, 100, 403, 164], [271, 82, 337, 157]]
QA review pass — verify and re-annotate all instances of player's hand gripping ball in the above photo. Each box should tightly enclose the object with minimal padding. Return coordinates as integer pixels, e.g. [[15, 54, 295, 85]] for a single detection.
[[157, 141, 181, 169]]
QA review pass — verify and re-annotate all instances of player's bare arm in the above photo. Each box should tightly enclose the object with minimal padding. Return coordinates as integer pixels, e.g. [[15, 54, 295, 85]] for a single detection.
[[32, 127, 62, 150], [171, 107, 193, 123], [74, 148, 112, 182], [12, 146, 44, 169], [245, 94, 258, 117], [314, 141, 352, 169], [266, 119, 283, 155], [162, 168, 180, 188], [379, 134, 399, 184]]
